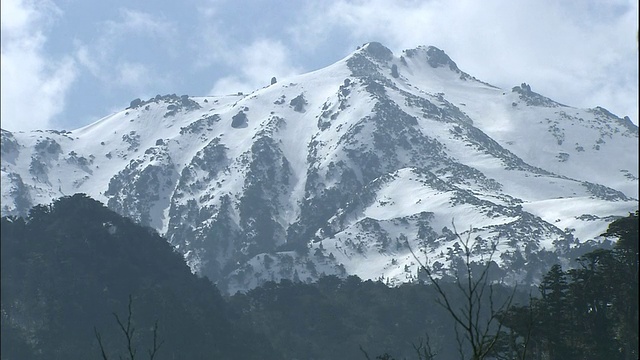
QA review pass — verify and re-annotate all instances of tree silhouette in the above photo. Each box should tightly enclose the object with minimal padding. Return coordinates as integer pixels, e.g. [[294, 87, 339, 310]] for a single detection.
[[94, 295, 164, 360], [409, 222, 518, 360]]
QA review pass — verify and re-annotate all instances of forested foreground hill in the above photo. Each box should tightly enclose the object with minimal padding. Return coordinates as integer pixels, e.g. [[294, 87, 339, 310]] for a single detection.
[[0, 194, 277, 359], [1, 195, 637, 359]]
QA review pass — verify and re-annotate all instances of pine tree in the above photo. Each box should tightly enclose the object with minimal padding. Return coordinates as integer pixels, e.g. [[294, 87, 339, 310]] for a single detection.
[[536, 264, 573, 359], [603, 211, 639, 360]]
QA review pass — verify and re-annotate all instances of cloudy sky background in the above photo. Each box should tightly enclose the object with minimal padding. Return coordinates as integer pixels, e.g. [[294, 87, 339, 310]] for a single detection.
[[1, 0, 638, 132]]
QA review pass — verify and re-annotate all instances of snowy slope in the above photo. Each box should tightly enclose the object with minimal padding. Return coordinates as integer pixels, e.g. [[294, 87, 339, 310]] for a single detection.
[[2, 42, 637, 293]]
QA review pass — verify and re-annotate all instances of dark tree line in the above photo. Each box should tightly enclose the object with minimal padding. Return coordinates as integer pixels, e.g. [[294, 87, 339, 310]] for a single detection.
[[1, 194, 637, 359], [499, 211, 638, 360]]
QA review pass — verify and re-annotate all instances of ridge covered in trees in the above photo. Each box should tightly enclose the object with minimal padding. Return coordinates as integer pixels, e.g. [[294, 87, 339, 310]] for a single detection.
[[1, 194, 276, 359], [1, 194, 637, 359]]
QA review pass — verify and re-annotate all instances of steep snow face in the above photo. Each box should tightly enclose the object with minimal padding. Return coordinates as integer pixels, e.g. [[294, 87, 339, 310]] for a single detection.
[[2, 42, 637, 293]]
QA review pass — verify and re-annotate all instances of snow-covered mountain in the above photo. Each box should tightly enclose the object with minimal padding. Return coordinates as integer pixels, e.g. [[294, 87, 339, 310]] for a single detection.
[[2, 42, 637, 293]]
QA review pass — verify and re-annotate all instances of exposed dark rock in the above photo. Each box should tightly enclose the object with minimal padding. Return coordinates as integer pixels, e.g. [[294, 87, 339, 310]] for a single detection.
[[231, 111, 248, 128], [391, 64, 399, 78], [363, 41, 393, 62], [511, 83, 566, 107], [290, 94, 307, 112]]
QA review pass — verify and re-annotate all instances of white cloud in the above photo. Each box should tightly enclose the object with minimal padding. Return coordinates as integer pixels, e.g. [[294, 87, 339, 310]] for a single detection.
[[99, 8, 178, 54], [190, 3, 231, 70], [1, 0, 76, 131], [1, 0, 37, 34], [209, 76, 252, 96], [193, 2, 304, 92], [112, 9, 174, 35], [74, 43, 100, 77], [115, 62, 155, 91], [208, 39, 303, 95], [1, 0, 60, 36], [73, 9, 176, 92]]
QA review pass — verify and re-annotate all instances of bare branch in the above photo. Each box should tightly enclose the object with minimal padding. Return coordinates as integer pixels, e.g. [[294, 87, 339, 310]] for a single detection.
[[148, 320, 165, 360], [409, 219, 519, 360], [359, 345, 372, 360], [113, 294, 137, 360], [412, 333, 438, 360], [94, 327, 110, 360], [96, 295, 164, 360]]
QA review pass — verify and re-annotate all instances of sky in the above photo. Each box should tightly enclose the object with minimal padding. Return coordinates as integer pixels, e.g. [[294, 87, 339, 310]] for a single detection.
[[1, 0, 638, 132]]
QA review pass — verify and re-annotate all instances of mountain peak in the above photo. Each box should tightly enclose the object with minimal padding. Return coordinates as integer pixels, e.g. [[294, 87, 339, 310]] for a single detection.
[[403, 45, 460, 72], [360, 41, 394, 62], [2, 42, 637, 294], [511, 82, 566, 107]]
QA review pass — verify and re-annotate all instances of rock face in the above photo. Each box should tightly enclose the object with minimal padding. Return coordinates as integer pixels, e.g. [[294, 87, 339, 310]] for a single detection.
[[2, 43, 638, 293]]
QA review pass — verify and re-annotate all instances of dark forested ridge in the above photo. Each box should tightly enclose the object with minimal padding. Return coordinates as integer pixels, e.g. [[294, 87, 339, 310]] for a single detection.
[[0, 194, 276, 360], [1, 195, 637, 359], [228, 275, 525, 359]]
